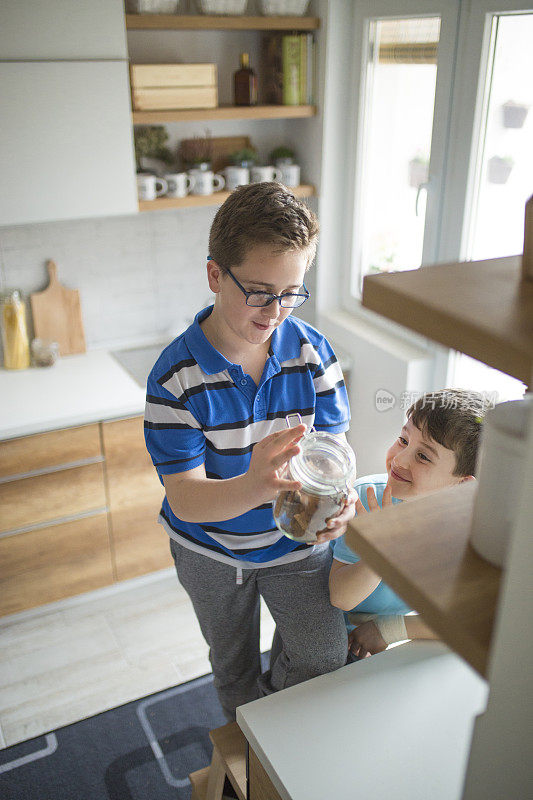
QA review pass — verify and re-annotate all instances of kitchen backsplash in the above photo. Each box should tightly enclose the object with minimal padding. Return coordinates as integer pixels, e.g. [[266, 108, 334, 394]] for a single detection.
[[0, 208, 317, 358]]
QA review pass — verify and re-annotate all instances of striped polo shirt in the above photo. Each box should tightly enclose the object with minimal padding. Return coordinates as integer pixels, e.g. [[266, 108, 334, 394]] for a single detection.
[[144, 306, 350, 567]]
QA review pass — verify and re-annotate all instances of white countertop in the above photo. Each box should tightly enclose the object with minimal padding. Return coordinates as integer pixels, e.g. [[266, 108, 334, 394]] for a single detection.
[[237, 641, 488, 800], [0, 350, 146, 440]]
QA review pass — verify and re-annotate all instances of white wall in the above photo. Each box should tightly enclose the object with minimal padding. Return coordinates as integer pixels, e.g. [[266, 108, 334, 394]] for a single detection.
[[0, 209, 213, 351]]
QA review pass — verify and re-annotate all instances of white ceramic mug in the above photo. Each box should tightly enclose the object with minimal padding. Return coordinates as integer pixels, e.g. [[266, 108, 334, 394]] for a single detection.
[[221, 166, 250, 191], [136, 174, 168, 201], [164, 172, 195, 198], [250, 165, 284, 184], [188, 169, 225, 196], [278, 163, 301, 188]]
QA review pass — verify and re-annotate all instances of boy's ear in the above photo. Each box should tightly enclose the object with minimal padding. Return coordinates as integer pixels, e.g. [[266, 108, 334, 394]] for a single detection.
[[459, 475, 476, 483], [206, 259, 223, 294]]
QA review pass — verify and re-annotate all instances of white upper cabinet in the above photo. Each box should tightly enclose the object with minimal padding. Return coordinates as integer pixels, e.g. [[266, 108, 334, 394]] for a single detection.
[[0, 0, 128, 60], [0, 0, 136, 225], [0, 61, 137, 225]]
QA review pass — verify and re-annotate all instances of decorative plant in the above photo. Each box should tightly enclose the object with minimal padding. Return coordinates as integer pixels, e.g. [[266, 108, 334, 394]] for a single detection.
[[229, 147, 258, 168], [178, 130, 213, 169], [502, 100, 529, 129], [133, 126, 174, 173], [488, 155, 515, 185], [269, 145, 296, 164], [408, 153, 429, 188]]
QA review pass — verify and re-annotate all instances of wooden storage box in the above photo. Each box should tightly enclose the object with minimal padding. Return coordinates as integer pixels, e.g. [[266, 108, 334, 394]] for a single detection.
[[130, 63, 218, 111]]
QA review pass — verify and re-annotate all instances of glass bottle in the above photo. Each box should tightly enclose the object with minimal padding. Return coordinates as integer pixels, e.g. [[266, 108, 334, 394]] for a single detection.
[[273, 417, 356, 544], [1, 290, 30, 370], [233, 52, 258, 106]]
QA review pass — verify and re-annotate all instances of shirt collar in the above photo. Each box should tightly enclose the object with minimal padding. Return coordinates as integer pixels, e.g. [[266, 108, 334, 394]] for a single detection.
[[184, 306, 234, 375], [184, 306, 303, 375]]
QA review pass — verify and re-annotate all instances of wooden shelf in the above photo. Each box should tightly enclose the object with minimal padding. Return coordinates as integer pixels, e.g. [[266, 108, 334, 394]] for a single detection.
[[125, 14, 320, 31], [132, 104, 316, 123], [138, 183, 315, 211], [344, 481, 501, 677], [362, 254, 533, 386]]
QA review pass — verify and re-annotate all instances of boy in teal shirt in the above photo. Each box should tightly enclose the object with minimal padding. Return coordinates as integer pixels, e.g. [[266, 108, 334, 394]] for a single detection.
[[329, 389, 491, 660]]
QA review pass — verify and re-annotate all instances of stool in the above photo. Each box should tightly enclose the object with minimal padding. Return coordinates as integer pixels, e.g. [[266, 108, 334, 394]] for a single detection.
[[189, 721, 247, 800]]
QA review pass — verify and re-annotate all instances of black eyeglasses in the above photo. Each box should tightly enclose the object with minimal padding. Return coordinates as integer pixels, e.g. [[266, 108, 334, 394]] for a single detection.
[[224, 267, 310, 308]]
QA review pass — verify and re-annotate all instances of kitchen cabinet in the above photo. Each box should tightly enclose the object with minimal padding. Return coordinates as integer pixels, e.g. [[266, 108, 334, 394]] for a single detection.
[[0, 0, 137, 226], [125, 13, 320, 211], [0, 516, 113, 618], [102, 416, 170, 583], [0, 61, 137, 226], [0, 423, 112, 616], [0, 415, 169, 617], [0, 0, 128, 60]]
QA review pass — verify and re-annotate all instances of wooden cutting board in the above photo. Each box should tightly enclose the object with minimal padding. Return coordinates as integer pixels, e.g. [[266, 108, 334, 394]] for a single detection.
[[30, 260, 86, 356]]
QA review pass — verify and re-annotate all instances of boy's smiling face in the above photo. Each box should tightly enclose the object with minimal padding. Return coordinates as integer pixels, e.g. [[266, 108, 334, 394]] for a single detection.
[[385, 418, 468, 500], [207, 243, 308, 352]]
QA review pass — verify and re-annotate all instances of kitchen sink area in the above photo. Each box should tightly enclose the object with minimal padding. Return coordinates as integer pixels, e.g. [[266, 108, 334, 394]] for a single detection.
[[111, 341, 171, 389]]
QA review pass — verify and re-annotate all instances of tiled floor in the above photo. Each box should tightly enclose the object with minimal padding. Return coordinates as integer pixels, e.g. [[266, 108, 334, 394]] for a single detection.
[[0, 569, 275, 748]]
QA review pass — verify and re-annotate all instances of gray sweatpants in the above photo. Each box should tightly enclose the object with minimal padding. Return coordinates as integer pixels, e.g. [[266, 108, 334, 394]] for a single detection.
[[170, 539, 347, 720]]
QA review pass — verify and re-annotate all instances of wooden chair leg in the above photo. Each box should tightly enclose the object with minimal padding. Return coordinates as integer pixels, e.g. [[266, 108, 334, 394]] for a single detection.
[[205, 747, 227, 800]]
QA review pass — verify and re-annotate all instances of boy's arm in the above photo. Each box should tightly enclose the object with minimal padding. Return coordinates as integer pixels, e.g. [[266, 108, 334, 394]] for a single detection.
[[329, 557, 381, 611], [162, 425, 305, 523], [349, 616, 439, 658], [328, 482, 393, 609]]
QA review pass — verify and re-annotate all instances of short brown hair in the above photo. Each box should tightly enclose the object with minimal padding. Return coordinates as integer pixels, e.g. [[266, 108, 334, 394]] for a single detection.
[[208, 182, 319, 269], [407, 389, 493, 477]]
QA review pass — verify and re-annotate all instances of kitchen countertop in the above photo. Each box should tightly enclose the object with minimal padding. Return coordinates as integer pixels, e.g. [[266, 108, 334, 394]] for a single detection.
[[0, 336, 353, 442], [0, 349, 147, 441]]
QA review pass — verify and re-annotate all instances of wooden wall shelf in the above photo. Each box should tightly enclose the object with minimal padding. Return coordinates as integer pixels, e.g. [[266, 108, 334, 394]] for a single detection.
[[125, 14, 320, 31], [362, 254, 533, 386], [344, 481, 501, 678], [132, 104, 316, 123], [138, 184, 315, 211]]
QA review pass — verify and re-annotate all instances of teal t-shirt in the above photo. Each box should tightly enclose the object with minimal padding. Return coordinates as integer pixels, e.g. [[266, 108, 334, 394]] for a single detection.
[[331, 473, 412, 616]]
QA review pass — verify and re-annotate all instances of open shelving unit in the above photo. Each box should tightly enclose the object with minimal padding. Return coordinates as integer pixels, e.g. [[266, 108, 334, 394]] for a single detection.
[[132, 104, 315, 123], [344, 253, 532, 679], [126, 11, 320, 208], [344, 481, 500, 677], [125, 14, 320, 31], [138, 182, 315, 211], [361, 254, 533, 386]]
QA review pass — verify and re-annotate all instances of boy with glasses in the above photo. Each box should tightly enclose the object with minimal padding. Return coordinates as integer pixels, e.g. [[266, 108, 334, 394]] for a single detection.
[[144, 182, 355, 721]]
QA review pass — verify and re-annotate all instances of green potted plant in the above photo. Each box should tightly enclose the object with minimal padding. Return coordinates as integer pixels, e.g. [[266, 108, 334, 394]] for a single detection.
[[269, 145, 296, 166], [408, 154, 429, 188], [229, 147, 258, 169], [502, 100, 529, 129], [133, 126, 174, 173], [488, 155, 514, 184], [178, 131, 213, 171]]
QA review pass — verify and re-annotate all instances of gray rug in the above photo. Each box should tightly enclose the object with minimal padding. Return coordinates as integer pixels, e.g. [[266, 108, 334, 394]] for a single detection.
[[0, 672, 228, 800]]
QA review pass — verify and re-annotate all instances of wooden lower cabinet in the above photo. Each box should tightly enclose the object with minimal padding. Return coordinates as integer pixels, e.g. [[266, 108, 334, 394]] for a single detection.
[[102, 416, 170, 582], [0, 514, 114, 616], [0, 423, 101, 479], [0, 415, 171, 617], [0, 462, 106, 534]]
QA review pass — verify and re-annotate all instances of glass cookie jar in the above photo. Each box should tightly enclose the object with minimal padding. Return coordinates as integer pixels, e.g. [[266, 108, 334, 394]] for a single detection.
[[273, 417, 356, 544]]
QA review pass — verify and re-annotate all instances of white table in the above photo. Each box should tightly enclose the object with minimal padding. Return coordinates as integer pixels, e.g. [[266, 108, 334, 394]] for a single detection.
[[237, 641, 487, 800]]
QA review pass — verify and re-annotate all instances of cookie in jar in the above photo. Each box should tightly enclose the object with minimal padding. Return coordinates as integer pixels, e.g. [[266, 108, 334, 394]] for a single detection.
[[273, 416, 356, 544]]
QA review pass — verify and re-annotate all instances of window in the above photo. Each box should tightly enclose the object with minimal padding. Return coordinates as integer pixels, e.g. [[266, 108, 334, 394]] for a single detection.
[[344, 0, 531, 399]]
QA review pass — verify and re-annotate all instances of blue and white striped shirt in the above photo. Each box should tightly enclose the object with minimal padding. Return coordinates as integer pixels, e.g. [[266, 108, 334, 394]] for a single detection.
[[144, 306, 350, 566]]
